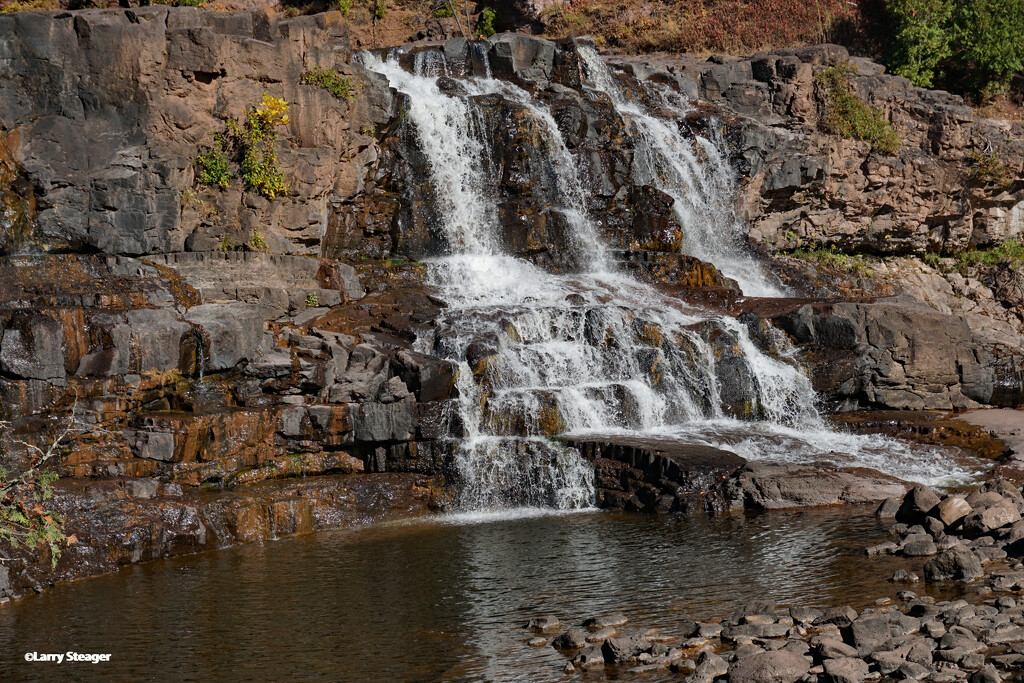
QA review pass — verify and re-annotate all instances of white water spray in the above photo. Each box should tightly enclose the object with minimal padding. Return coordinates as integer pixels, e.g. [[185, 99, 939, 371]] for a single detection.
[[578, 47, 783, 297], [361, 47, 978, 511]]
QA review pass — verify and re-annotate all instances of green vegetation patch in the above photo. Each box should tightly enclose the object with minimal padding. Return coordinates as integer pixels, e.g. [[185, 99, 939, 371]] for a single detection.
[[957, 240, 1024, 267], [476, 7, 497, 37], [194, 94, 290, 201], [195, 135, 232, 190], [301, 65, 359, 101], [887, 0, 1024, 97], [817, 63, 900, 156], [966, 147, 1014, 187], [789, 245, 875, 276]]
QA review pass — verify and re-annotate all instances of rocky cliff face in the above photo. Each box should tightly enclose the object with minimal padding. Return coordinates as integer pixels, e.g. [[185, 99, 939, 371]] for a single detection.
[[0, 8, 1022, 597]]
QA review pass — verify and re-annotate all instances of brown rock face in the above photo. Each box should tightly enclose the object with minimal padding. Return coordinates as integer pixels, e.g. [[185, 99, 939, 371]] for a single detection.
[[0, 8, 392, 257]]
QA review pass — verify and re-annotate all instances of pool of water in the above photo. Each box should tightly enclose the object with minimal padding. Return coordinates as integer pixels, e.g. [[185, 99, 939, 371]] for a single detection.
[[0, 506, 959, 682]]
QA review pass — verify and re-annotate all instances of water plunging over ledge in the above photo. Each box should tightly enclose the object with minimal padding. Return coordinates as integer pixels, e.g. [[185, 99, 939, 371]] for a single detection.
[[359, 46, 980, 512]]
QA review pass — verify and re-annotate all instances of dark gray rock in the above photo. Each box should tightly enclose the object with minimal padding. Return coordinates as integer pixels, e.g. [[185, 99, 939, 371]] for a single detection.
[[876, 496, 901, 518], [572, 645, 604, 669], [814, 638, 858, 660], [583, 613, 628, 628], [552, 628, 587, 650], [601, 634, 649, 663], [823, 657, 869, 683], [845, 611, 920, 655], [0, 314, 65, 381], [790, 606, 823, 624], [731, 598, 776, 623], [961, 499, 1021, 537], [969, 664, 1002, 683], [728, 650, 810, 683], [693, 651, 730, 679], [814, 606, 859, 628], [897, 486, 942, 525], [925, 547, 984, 582], [526, 615, 560, 632]]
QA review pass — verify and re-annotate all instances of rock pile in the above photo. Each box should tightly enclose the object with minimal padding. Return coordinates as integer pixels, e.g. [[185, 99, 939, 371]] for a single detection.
[[871, 480, 1024, 585], [533, 592, 1023, 681], [524, 480, 1024, 680]]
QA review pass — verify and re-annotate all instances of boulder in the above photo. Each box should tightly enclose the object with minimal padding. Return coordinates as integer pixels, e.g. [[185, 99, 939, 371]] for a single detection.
[[583, 613, 628, 628], [814, 606, 859, 628], [601, 634, 649, 663], [896, 486, 941, 525], [823, 657, 869, 683], [845, 611, 920, 655], [961, 499, 1021, 538], [924, 547, 984, 582], [572, 646, 604, 669], [693, 651, 730, 679], [728, 650, 810, 683], [935, 496, 972, 526], [727, 462, 906, 510], [814, 638, 858, 660], [526, 615, 560, 633], [552, 628, 587, 650], [901, 535, 938, 556]]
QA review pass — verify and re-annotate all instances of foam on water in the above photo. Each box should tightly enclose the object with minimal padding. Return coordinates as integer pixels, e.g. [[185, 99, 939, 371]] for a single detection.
[[360, 47, 980, 513]]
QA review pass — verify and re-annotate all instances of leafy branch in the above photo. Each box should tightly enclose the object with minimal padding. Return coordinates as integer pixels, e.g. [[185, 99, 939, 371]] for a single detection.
[[0, 402, 80, 568]]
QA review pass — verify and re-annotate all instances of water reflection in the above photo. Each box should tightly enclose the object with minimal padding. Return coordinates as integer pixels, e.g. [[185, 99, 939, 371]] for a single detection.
[[0, 507, 954, 682]]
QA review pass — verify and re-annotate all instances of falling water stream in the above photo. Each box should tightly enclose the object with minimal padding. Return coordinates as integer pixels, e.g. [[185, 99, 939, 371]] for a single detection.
[[360, 46, 979, 512]]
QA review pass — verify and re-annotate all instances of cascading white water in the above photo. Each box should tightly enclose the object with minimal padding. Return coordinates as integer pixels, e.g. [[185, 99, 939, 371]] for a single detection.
[[578, 47, 783, 297], [361, 46, 978, 511]]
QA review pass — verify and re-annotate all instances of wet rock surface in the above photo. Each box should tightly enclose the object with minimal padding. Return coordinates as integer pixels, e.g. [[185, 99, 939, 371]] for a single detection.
[[0, 472, 438, 603]]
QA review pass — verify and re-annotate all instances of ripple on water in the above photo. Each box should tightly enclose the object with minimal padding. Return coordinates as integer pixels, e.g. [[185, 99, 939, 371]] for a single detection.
[[0, 506, 966, 683]]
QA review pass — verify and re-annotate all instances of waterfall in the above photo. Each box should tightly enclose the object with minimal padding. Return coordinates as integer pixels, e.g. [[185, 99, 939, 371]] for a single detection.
[[360, 46, 974, 511], [578, 47, 783, 297]]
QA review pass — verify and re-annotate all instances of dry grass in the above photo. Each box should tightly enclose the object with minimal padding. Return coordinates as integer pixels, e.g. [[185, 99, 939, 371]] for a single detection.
[[542, 0, 875, 55]]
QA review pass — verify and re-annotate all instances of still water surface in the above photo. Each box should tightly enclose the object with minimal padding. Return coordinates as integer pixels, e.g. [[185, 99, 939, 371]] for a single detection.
[[0, 506, 953, 682]]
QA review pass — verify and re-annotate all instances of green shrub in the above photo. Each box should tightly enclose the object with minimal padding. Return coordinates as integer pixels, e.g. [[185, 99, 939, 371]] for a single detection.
[[301, 65, 358, 101], [952, 0, 1024, 96], [334, 0, 352, 16], [250, 229, 270, 253], [195, 135, 232, 189], [958, 240, 1024, 266], [476, 7, 497, 37], [373, 0, 387, 19], [790, 245, 875, 276], [305, 292, 319, 307], [817, 64, 900, 155], [432, 2, 454, 18], [886, 0, 1024, 96], [887, 0, 953, 87], [238, 94, 290, 200], [966, 147, 1014, 186]]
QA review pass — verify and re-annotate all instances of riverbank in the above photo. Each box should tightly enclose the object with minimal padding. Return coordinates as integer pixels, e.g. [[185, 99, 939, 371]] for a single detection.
[[0, 472, 441, 603]]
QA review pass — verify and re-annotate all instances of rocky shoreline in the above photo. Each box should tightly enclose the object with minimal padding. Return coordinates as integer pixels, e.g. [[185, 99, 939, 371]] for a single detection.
[[528, 479, 1024, 681]]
